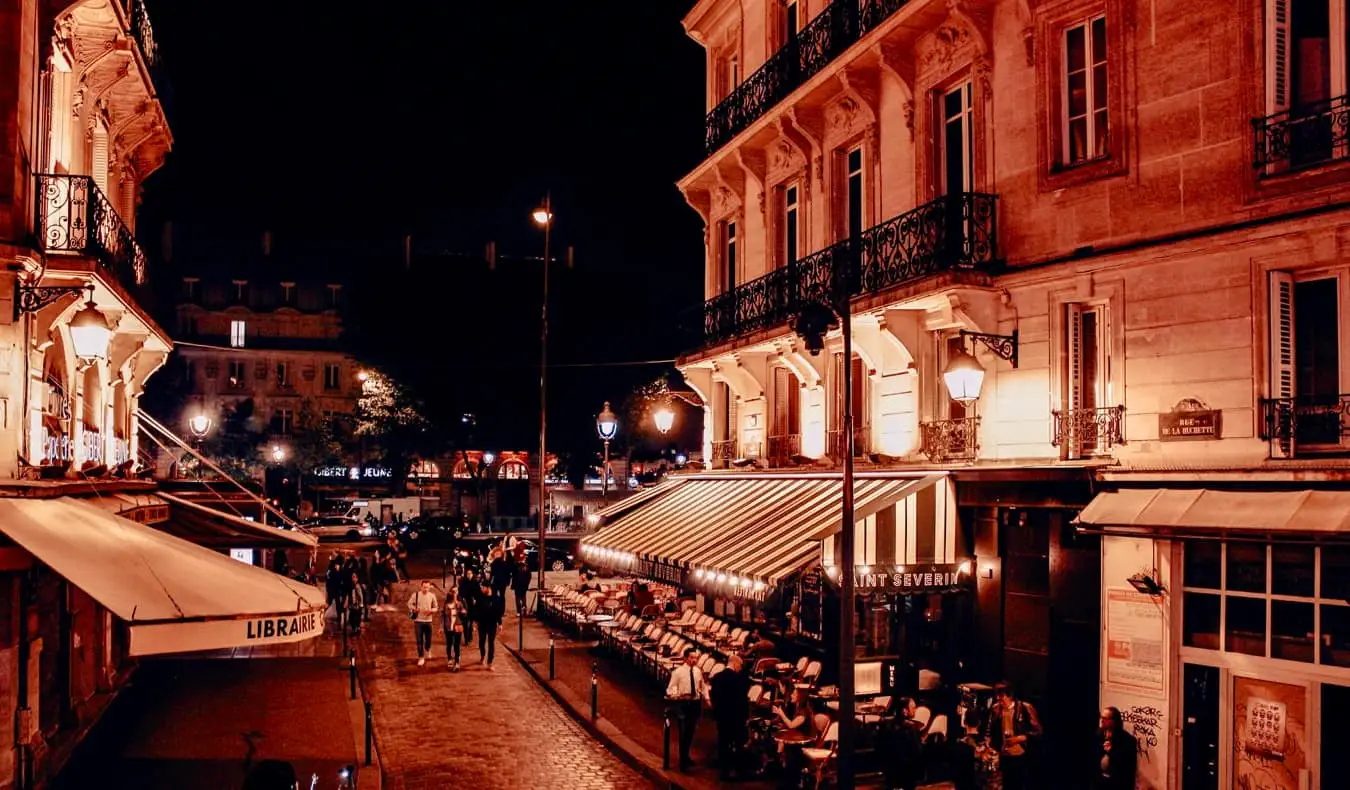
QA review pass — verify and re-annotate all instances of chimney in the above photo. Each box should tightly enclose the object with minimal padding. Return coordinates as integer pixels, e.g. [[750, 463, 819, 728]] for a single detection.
[[161, 221, 173, 262], [262, 230, 272, 257]]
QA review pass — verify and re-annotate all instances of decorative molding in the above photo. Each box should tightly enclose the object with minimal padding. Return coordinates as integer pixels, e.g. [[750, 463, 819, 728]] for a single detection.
[[973, 55, 992, 95], [903, 101, 915, 130], [1022, 26, 1035, 67], [826, 96, 861, 133]]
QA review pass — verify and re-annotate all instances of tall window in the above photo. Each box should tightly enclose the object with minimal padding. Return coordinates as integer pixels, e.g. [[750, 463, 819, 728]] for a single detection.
[[324, 363, 341, 390], [272, 409, 293, 435], [1064, 303, 1112, 454], [1269, 272, 1346, 451], [830, 352, 869, 455], [783, 184, 800, 267], [1265, 0, 1350, 167], [780, 0, 801, 47], [942, 82, 974, 195], [276, 362, 290, 388], [227, 360, 246, 389], [721, 220, 738, 292], [1063, 16, 1109, 165], [230, 320, 246, 348], [845, 147, 864, 241]]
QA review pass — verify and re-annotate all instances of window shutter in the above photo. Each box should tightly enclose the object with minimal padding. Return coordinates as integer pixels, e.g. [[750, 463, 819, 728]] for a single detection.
[[1266, 0, 1291, 115], [1065, 303, 1085, 458], [726, 386, 739, 445], [1268, 271, 1296, 457], [91, 123, 109, 194]]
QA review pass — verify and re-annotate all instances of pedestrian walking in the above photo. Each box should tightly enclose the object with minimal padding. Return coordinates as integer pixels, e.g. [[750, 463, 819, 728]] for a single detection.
[[407, 580, 439, 667], [511, 562, 531, 617], [709, 653, 750, 780], [473, 581, 505, 669], [664, 648, 708, 772], [347, 571, 365, 635], [488, 546, 511, 602], [441, 588, 468, 671], [984, 681, 1041, 790], [1094, 706, 1138, 790]]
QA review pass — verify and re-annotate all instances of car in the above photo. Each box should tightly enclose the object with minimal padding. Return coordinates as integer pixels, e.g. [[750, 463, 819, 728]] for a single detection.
[[301, 515, 375, 542], [518, 538, 575, 572]]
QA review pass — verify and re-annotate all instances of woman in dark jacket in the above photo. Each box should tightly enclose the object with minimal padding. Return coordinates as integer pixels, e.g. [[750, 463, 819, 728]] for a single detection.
[[473, 582, 506, 668], [1095, 707, 1138, 790]]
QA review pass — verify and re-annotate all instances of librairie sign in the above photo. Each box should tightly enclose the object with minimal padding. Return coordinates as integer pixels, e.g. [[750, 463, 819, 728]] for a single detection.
[[854, 562, 968, 594], [1158, 398, 1222, 441]]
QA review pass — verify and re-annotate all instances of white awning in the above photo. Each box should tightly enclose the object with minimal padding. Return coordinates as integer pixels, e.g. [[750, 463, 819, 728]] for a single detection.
[[82, 491, 316, 548], [1075, 487, 1350, 539], [0, 497, 326, 656]]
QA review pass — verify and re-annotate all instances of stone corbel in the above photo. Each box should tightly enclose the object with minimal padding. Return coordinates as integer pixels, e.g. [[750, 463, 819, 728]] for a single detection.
[[681, 184, 713, 224], [128, 349, 169, 394], [775, 116, 813, 180], [840, 67, 881, 120], [678, 364, 715, 406], [108, 332, 149, 380], [876, 310, 920, 369], [713, 354, 766, 401], [772, 339, 823, 389], [874, 39, 915, 91], [850, 317, 892, 381], [735, 148, 767, 218]]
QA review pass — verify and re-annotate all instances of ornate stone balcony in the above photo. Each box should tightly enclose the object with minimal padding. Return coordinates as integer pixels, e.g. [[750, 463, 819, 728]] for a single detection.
[[701, 192, 998, 347], [36, 174, 147, 294]]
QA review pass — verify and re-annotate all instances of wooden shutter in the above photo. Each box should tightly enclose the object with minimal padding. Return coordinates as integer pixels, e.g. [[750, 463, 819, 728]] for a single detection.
[[91, 122, 109, 194], [725, 384, 739, 445], [1266, 0, 1291, 115], [773, 367, 790, 435], [1269, 271, 1296, 457], [1065, 304, 1085, 412]]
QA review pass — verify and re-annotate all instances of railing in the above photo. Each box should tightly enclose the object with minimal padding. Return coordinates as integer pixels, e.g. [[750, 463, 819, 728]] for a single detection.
[[129, 0, 160, 66], [712, 440, 737, 464], [703, 193, 998, 346], [36, 174, 147, 291], [1260, 395, 1350, 457], [704, 0, 910, 154], [920, 417, 980, 463], [826, 425, 871, 459], [767, 433, 803, 466], [1052, 406, 1125, 459], [1253, 95, 1350, 173]]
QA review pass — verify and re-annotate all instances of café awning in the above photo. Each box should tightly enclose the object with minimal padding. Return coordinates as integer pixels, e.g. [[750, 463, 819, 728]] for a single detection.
[[0, 497, 326, 656], [581, 473, 952, 585], [1075, 487, 1350, 540], [82, 491, 315, 548]]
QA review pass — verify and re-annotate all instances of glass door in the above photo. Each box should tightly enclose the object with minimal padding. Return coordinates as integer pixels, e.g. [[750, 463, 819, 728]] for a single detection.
[[1181, 662, 1220, 790]]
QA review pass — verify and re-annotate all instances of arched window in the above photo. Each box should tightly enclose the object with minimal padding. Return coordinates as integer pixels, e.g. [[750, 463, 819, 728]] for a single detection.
[[497, 461, 529, 480]]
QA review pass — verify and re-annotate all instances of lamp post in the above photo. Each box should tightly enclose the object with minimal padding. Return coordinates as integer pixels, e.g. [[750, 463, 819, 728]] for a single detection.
[[188, 413, 213, 480], [596, 401, 618, 505], [533, 197, 553, 595]]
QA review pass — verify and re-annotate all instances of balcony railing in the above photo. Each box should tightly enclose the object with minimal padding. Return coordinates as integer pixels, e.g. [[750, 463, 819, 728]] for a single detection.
[[1052, 406, 1125, 459], [705, 0, 910, 154], [920, 417, 980, 463], [1252, 94, 1350, 173], [767, 433, 803, 466], [36, 174, 147, 291], [702, 192, 998, 346], [827, 425, 871, 459], [129, 0, 160, 67], [712, 439, 737, 464], [1260, 395, 1350, 457]]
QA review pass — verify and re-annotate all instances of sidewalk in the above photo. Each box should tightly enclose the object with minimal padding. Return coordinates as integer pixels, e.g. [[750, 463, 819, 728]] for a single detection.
[[354, 580, 651, 790]]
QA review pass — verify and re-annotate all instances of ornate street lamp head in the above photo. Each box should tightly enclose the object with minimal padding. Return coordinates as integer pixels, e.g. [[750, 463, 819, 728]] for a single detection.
[[271, 444, 285, 464], [188, 413, 213, 437], [68, 299, 113, 362], [942, 348, 986, 404], [653, 406, 675, 435], [532, 208, 552, 226], [596, 401, 618, 441]]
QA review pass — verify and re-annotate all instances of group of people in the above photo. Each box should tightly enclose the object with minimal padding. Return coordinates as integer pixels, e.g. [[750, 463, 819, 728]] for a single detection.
[[320, 534, 412, 635]]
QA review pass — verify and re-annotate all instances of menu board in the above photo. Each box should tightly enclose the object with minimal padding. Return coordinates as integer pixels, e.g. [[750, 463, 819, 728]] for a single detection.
[[799, 568, 822, 639]]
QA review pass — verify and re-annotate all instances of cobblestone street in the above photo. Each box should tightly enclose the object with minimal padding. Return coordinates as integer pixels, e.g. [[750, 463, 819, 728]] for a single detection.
[[356, 580, 652, 790]]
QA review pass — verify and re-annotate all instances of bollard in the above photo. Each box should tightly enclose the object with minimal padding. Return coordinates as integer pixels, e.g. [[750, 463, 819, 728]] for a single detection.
[[662, 711, 672, 769], [548, 635, 556, 680], [349, 655, 357, 700], [518, 610, 524, 651], [363, 700, 373, 766], [342, 616, 349, 657], [590, 661, 598, 720], [441, 554, 448, 588]]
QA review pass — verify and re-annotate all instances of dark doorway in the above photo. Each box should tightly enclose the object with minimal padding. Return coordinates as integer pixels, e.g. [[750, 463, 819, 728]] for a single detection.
[[1181, 663, 1220, 790]]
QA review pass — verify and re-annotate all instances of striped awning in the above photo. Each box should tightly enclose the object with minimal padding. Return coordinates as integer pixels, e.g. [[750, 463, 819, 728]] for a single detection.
[[581, 473, 950, 586]]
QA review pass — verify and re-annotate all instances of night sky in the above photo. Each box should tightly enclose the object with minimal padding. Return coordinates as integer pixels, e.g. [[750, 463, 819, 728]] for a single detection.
[[138, 1, 708, 456]]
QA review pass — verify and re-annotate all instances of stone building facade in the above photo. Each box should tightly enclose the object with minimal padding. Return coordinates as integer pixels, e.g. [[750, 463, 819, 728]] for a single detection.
[[675, 1, 1350, 787]]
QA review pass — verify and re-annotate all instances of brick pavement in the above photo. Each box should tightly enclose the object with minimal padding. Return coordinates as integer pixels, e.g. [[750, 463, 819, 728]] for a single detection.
[[355, 580, 652, 790]]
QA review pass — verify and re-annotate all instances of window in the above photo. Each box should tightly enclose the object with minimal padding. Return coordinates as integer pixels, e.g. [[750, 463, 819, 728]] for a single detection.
[[1268, 272, 1348, 452], [1182, 541, 1350, 666], [779, 0, 800, 47], [271, 409, 294, 435], [846, 147, 864, 240], [276, 362, 290, 388], [280, 282, 295, 304], [227, 360, 246, 389], [1063, 16, 1108, 165], [942, 82, 974, 195], [1063, 303, 1112, 455], [229, 320, 246, 348], [324, 363, 341, 390], [231, 280, 248, 303], [498, 461, 528, 480], [720, 220, 738, 292], [770, 366, 801, 463], [779, 183, 800, 268], [327, 284, 342, 308], [829, 352, 869, 456]]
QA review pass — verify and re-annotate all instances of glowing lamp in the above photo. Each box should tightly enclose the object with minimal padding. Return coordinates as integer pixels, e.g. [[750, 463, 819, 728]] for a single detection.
[[942, 348, 986, 404], [694, 569, 705, 580], [715, 572, 726, 583], [959, 561, 972, 575], [271, 445, 285, 463], [532, 208, 552, 226], [68, 299, 113, 362], [483, 452, 495, 465], [859, 566, 870, 576], [596, 401, 618, 441], [653, 407, 675, 435], [188, 413, 213, 437], [358, 370, 370, 382]]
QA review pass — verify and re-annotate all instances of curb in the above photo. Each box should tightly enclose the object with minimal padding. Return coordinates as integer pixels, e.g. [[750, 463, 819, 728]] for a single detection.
[[499, 629, 696, 790]]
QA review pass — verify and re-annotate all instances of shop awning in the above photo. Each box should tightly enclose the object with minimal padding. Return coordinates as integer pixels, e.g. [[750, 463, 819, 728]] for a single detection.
[[82, 491, 315, 548], [581, 473, 950, 585], [0, 497, 326, 656], [1075, 487, 1350, 539]]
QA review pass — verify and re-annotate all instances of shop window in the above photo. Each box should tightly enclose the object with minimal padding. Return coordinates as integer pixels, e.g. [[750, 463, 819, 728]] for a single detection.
[[1324, 684, 1350, 775], [1182, 541, 1350, 666]]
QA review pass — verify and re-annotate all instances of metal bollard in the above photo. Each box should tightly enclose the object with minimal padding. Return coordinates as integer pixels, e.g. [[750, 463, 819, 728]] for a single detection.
[[363, 700, 373, 766], [518, 610, 524, 651], [349, 655, 357, 700], [442, 554, 448, 588], [590, 661, 598, 719], [548, 635, 556, 680], [662, 711, 672, 769]]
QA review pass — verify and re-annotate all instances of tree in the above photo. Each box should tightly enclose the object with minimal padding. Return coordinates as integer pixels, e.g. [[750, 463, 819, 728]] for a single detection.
[[618, 373, 675, 458], [290, 397, 343, 473], [355, 369, 431, 492], [200, 398, 266, 483]]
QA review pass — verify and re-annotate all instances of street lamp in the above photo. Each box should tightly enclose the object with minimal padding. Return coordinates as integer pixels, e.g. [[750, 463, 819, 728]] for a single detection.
[[271, 444, 286, 464], [188, 413, 213, 480], [358, 370, 370, 383], [941, 329, 1020, 404], [596, 401, 618, 505], [68, 298, 114, 363], [535, 195, 553, 598], [653, 406, 676, 435]]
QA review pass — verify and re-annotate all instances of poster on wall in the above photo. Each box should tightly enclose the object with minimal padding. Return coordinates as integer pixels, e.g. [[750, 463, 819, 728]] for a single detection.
[[1105, 588, 1165, 696], [1232, 677, 1309, 790]]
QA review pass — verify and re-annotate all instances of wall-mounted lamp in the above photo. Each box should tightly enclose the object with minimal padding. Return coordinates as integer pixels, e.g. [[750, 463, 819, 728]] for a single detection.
[[942, 329, 1019, 403], [1127, 571, 1166, 597]]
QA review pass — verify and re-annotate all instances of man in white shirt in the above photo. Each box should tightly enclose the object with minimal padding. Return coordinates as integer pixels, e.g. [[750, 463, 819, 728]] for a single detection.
[[407, 580, 440, 667], [665, 648, 708, 772]]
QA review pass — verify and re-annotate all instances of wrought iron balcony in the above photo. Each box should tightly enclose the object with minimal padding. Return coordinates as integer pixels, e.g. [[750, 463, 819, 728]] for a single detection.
[[826, 425, 871, 459], [129, 0, 160, 67], [767, 433, 803, 466], [712, 439, 737, 464], [920, 417, 980, 463], [702, 192, 998, 346], [1260, 395, 1350, 457], [1252, 94, 1350, 173], [36, 174, 147, 292], [704, 0, 910, 154], [1052, 406, 1125, 459]]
